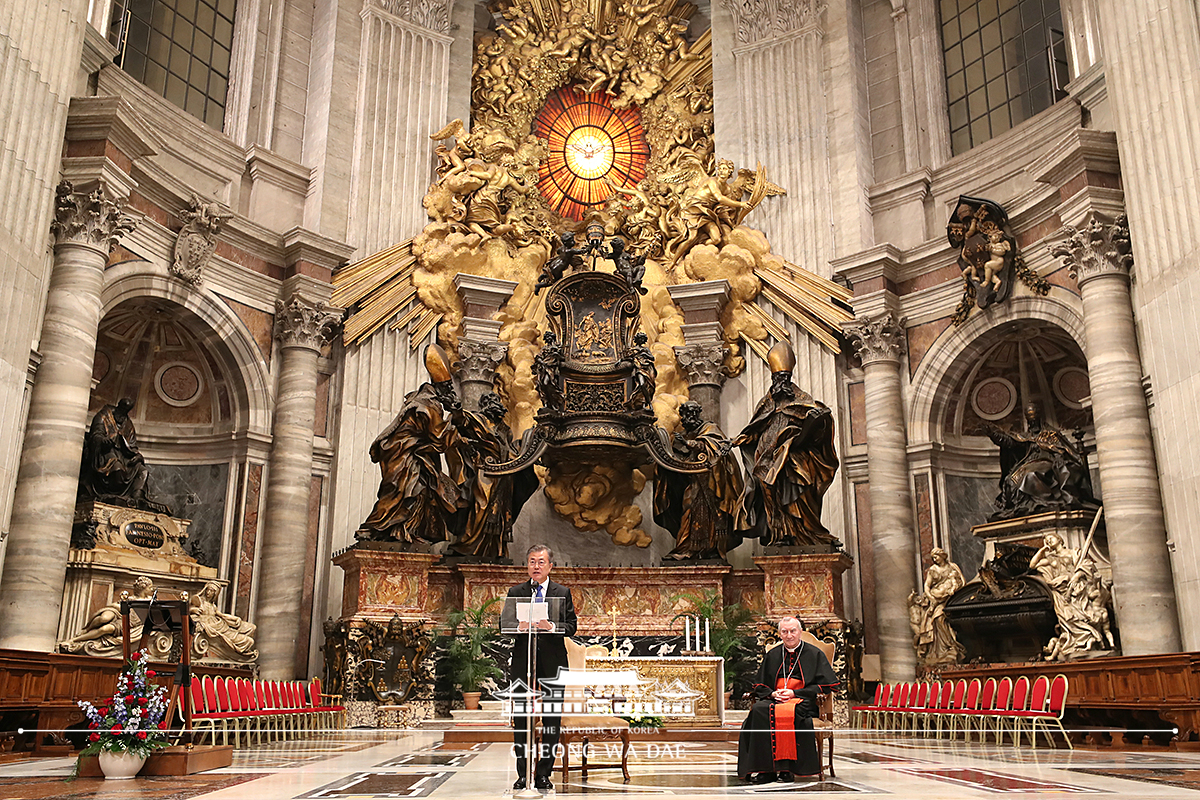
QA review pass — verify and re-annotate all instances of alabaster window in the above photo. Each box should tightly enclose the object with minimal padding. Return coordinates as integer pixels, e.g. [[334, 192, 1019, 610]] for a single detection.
[[106, 0, 236, 129], [940, 0, 1070, 154]]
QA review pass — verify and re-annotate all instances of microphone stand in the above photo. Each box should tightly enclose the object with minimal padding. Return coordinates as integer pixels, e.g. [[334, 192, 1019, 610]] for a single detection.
[[515, 607, 542, 799]]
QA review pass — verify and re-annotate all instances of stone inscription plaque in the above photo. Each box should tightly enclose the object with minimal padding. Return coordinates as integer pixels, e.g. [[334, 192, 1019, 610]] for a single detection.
[[124, 520, 165, 549]]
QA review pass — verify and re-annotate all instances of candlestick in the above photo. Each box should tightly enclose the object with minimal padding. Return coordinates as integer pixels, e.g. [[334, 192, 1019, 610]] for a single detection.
[[694, 616, 700, 651], [609, 605, 619, 657], [684, 616, 690, 650], [705, 618, 710, 652]]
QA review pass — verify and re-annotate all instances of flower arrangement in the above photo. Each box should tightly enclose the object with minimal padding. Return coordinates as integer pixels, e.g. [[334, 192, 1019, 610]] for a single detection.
[[619, 712, 665, 729], [76, 651, 171, 761]]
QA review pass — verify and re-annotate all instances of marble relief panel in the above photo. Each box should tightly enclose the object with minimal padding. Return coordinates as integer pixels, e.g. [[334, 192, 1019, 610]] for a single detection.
[[944, 474, 995, 579], [235, 463, 263, 619], [149, 462, 230, 568]]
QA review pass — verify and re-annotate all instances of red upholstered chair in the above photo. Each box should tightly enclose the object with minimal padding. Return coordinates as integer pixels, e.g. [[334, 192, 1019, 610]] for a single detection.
[[1012, 675, 1050, 747], [883, 682, 907, 732], [902, 682, 928, 734], [1027, 675, 1071, 749], [915, 680, 941, 736], [311, 677, 346, 730], [225, 677, 246, 745], [968, 678, 997, 742], [852, 683, 884, 729], [866, 683, 891, 730], [949, 678, 981, 739], [934, 680, 963, 738], [1001, 676, 1032, 745], [981, 676, 1013, 743], [190, 678, 216, 745]]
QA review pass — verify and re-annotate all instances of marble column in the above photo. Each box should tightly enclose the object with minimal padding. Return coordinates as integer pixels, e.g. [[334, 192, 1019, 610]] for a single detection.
[[256, 290, 342, 679], [454, 274, 517, 411], [674, 344, 729, 425], [1049, 215, 1182, 654], [844, 313, 918, 681], [668, 281, 732, 425], [458, 340, 509, 412], [0, 181, 135, 652]]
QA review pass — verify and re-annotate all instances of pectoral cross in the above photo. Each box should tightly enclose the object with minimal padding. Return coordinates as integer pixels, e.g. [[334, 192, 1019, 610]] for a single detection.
[[609, 605, 619, 657]]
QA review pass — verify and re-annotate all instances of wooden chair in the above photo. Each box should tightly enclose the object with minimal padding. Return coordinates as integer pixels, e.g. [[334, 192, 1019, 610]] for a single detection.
[[558, 638, 631, 782], [776, 631, 837, 781]]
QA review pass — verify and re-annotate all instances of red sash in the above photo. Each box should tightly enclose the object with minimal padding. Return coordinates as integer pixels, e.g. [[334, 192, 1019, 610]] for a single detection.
[[771, 676, 805, 761]]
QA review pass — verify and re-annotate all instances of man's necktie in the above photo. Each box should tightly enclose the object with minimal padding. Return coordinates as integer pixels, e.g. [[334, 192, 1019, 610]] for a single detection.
[[534, 584, 543, 602]]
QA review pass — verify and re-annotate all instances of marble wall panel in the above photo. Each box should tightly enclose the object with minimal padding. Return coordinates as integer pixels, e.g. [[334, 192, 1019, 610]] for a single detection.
[[943, 474, 995, 580], [298, 475, 323, 676], [914, 473, 935, 572], [148, 462, 230, 568], [235, 463, 263, 619], [854, 481, 877, 653], [848, 381, 866, 446], [906, 318, 952, 378]]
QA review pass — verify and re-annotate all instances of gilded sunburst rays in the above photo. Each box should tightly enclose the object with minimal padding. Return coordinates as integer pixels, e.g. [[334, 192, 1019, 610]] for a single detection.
[[535, 87, 649, 221]]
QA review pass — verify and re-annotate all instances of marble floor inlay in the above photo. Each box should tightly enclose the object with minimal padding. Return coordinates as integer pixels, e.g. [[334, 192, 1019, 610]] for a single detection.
[[1, 732, 1200, 799]]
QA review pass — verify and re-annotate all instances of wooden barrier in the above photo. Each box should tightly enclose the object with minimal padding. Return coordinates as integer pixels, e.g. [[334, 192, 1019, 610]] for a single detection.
[[0, 649, 251, 754], [939, 652, 1200, 747]]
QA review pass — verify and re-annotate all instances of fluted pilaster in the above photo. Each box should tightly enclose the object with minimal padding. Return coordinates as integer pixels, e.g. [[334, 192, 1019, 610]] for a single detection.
[[1049, 215, 1181, 654], [0, 181, 136, 651], [349, 0, 454, 251], [844, 312, 918, 681], [256, 290, 342, 678]]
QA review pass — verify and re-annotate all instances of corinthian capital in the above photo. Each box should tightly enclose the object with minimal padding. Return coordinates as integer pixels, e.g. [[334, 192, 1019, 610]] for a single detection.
[[50, 180, 136, 251], [674, 343, 730, 388], [844, 313, 906, 366], [365, 0, 450, 32], [1048, 213, 1134, 288], [274, 294, 343, 352], [722, 0, 824, 45], [457, 339, 509, 383]]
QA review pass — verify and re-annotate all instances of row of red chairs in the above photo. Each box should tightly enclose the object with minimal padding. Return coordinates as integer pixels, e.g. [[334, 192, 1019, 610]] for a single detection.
[[189, 675, 345, 746], [851, 674, 1071, 749]]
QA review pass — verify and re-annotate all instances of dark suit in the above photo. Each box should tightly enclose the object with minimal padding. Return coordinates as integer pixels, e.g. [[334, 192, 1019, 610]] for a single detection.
[[507, 578, 577, 781]]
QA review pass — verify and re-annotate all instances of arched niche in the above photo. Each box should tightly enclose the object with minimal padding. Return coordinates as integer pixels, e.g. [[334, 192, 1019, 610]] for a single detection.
[[906, 296, 1093, 576], [90, 271, 274, 573]]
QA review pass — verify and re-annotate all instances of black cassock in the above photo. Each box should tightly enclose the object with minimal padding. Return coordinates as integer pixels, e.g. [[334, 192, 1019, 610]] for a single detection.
[[736, 642, 839, 778]]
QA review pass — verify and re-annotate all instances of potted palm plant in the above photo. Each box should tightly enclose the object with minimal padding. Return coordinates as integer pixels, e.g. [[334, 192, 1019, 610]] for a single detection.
[[441, 596, 504, 710], [671, 589, 757, 707]]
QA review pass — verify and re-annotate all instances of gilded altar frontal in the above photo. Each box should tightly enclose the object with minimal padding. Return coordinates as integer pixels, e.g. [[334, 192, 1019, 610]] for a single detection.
[[1, 0, 1199, 791]]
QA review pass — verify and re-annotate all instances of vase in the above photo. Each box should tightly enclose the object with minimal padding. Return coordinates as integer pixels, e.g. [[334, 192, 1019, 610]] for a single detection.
[[462, 691, 482, 710], [98, 750, 146, 780]]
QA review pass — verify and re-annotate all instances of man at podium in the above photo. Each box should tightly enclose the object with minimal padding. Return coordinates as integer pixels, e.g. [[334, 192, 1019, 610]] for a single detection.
[[507, 544, 577, 792]]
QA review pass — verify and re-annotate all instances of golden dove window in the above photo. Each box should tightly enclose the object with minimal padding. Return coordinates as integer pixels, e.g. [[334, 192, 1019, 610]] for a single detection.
[[534, 87, 650, 221]]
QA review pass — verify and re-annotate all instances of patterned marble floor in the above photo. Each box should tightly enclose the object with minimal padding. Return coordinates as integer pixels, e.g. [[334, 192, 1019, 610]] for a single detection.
[[2, 731, 1200, 799]]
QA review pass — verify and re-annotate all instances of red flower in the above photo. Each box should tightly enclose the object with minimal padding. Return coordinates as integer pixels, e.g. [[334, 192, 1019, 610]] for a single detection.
[[136, 731, 147, 740], [146, 670, 156, 677], [158, 722, 168, 730], [88, 721, 97, 729], [88, 733, 100, 742], [98, 707, 108, 715], [130, 652, 141, 661], [111, 724, 122, 733], [125, 694, 136, 703], [139, 697, 148, 706]]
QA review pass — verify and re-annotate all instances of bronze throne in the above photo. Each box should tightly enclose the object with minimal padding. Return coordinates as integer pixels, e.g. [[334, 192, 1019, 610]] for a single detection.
[[484, 270, 707, 476]]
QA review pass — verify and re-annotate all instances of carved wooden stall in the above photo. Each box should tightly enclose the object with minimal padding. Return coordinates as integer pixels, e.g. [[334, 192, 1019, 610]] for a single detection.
[[0, 650, 250, 754], [940, 653, 1200, 747]]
